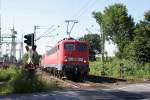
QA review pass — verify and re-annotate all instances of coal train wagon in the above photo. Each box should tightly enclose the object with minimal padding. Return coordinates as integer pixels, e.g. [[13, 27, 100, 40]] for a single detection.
[[39, 38, 89, 80]]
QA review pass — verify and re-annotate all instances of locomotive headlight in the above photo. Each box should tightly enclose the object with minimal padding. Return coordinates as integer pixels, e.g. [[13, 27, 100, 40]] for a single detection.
[[64, 56, 68, 62], [83, 59, 87, 63]]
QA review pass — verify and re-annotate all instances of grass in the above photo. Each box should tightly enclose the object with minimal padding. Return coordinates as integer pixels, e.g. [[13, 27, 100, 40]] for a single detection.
[[0, 67, 17, 81], [0, 66, 61, 94], [89, 57, 150, 81], [89, 61, 101, 76]]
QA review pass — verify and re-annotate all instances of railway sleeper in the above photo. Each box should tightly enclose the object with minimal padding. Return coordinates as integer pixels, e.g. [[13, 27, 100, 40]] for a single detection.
[[40, 66, 85, 81]]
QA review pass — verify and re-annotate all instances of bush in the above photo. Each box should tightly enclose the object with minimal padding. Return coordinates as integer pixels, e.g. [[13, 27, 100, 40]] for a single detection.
[[0, 67, 18, 81], [0, 67, 60, 94], [89, 57, 150, 81], [9, 69, 59, 93]]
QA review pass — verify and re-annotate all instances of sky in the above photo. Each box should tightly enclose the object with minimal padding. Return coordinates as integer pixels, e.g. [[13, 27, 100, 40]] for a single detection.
[[1, 0, 150, 58]]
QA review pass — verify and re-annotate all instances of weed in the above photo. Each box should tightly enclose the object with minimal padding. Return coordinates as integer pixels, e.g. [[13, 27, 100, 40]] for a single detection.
[[89, 57, 150, 81]]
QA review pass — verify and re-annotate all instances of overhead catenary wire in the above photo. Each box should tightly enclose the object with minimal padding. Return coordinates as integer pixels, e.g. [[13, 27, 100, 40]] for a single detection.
[[51, 0, 99, 36], [36, 25, 55, 40], [69, 0, 100, 38], [60, 0, 99, 38], [72, 0, 92, 19], [73, 0, 100, 20], [38, 0, 100, 41]]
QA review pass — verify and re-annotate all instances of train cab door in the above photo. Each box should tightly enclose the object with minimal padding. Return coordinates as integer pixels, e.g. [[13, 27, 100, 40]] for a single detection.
[[57, 45, 59, 68]]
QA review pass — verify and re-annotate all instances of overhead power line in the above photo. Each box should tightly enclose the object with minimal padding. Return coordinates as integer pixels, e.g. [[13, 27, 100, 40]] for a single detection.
[[73, 0, 100, 20], [36, 25, 54, 41], [72, 0, 92, 19]]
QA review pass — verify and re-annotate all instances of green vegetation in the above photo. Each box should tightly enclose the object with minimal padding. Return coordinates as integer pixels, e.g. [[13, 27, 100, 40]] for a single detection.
[[0, 67, 60, 94], [89, 57, 150, 81], [92, 3, 150, 64], [79, 34, 101, 61], [77, 3, 149, 81], [89, 61, 101, 76], [87, 3, 150, 81], [0, 67, 17, 81], [93, 3, 135, 59]]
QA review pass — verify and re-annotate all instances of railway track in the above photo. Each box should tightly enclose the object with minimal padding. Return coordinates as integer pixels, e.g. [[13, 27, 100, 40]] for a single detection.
[[37, 68, 126, 89], [37, 69, 82, 89]]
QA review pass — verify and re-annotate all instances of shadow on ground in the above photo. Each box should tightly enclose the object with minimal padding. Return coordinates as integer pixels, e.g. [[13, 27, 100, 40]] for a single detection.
[[1, 89, 149, 100], [85, 75, 126, 83], [104, 90, 149, 100]]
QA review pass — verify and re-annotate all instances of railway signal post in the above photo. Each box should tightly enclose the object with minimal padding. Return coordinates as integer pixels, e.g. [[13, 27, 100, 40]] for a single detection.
[[24, 33, 34, 46], [24, 33, 39, 76]]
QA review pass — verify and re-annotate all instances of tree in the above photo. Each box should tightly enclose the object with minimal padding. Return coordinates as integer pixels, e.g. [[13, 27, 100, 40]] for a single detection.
[[79, 34, 101, 61], [129, 10, 150, 64], [93, 3, 135, 58]]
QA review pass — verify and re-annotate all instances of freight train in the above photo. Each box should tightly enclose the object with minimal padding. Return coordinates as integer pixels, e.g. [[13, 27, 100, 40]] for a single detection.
[[39, 38, 90, 80]]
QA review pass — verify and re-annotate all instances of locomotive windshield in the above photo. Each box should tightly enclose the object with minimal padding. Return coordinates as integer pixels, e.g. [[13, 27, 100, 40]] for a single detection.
[[64, 43, 75, 51], [76, 43, 87, 51], [64, 43, 87, 51]]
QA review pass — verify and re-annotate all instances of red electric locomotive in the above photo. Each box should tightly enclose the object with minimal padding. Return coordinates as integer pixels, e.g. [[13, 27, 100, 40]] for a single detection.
[[40, 38, 89, 80]]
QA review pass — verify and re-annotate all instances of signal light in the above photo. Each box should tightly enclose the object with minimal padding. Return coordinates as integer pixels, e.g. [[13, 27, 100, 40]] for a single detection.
[[24, 33, 34, 46], [83, 59, 87, 63]]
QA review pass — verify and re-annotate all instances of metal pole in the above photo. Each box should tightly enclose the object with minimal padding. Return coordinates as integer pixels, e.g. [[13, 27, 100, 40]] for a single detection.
[[70, 22, 77, 34], [19, 34, 23, 60], [34, 25, 36, 45], [66, 21, 69, 34], [0, 0, 2, 57], [100, 24, 105, 76], [65, 20, 78, 38], [10, 27, 17, 58]]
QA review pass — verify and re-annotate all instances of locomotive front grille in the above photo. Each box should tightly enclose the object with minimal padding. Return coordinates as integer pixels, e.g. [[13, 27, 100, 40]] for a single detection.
[[67, 57, 83, 62], [62, 64, 89, 74]]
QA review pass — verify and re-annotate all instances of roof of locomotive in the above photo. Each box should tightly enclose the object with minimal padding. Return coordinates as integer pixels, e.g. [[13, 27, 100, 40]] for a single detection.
[[44, 38, 88, 55], [58, 37, 88, 44]]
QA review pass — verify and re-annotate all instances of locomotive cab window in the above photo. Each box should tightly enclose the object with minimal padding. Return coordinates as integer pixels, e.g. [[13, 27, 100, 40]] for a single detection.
[[76, 43, 87, 51], [64, 43, 75, 51], [47, 46, 58, 55]]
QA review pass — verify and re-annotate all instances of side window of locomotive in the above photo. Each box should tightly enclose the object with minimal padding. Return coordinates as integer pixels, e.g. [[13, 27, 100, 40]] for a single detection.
[[57, 45, 59, 50], [76, 44, 87, 51], [42, 55, 45, 58], [64, 43, 75, 51], [47, 46, 58, 55]]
